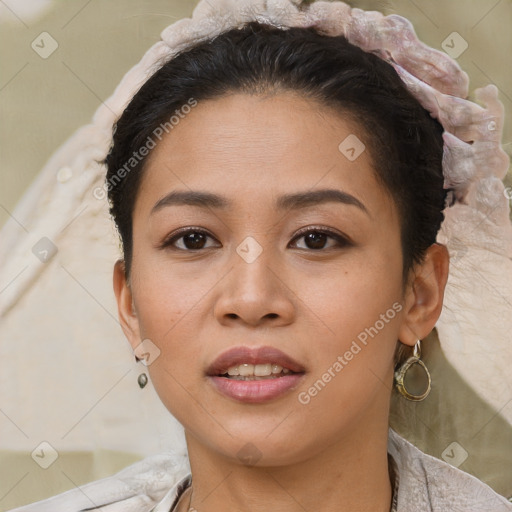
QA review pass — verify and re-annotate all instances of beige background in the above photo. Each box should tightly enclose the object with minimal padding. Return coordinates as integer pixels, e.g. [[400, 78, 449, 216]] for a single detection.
[[0, 0, 511, 510]]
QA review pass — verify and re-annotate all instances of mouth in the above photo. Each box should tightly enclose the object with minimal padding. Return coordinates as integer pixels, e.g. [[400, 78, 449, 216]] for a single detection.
[[207, 345, 305, 377], [206, 346, 306, 403], [218, 362, 297, 380]]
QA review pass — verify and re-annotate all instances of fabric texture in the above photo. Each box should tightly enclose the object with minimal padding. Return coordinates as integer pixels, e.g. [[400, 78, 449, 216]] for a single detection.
[[7, 428, 512, 512]]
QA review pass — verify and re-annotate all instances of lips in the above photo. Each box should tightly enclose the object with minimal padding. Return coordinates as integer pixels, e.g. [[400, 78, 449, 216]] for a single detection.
[[206, 346, 306, 403], [206, 345, 306, 376]]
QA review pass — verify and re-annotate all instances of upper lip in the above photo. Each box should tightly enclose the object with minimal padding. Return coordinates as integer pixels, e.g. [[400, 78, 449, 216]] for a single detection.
[[207, 345, 306, 376]]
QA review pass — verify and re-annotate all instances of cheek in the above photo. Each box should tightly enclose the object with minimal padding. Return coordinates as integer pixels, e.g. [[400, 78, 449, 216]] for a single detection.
[[132, 270, 208, 428], [131, 250, 214, 336], [298, 244, 403, 340], [291, 279, 401, 438], [129, 251, 231, 409], [129, 259, 201, 369], [293, 247, 403, 396]]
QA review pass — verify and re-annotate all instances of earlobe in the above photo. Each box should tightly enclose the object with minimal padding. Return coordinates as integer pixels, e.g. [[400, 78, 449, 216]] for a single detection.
[[398, 243, 449, 346], [113, 259, 141, 350]]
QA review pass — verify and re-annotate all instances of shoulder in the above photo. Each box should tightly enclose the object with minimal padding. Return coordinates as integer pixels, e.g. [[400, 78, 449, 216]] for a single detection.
[[388, 428, 512, 512], [6, 451, 190, 512]]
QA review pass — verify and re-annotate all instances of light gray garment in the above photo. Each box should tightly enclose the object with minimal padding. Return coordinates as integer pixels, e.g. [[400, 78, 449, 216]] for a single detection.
[[8, 428, 512, 512]]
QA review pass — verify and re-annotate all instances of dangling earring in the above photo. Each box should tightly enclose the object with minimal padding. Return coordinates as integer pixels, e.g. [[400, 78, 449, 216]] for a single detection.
[[394, 339, 431, 401], [134, 355, 148, 389]]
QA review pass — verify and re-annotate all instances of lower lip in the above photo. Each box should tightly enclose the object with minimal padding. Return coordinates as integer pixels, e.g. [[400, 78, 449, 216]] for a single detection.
[[208, 374, 304, 403]]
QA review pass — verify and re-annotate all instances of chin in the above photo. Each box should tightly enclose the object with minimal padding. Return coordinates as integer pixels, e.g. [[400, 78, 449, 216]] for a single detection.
[[193, 416, 317, 467]]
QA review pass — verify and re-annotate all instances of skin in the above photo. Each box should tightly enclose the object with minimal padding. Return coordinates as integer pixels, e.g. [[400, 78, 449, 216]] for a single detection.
[[113, 91, 449, 512]]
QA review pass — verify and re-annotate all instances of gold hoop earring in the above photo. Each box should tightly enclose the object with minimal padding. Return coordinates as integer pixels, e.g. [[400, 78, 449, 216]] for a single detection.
[[394, 339, 431, 401]]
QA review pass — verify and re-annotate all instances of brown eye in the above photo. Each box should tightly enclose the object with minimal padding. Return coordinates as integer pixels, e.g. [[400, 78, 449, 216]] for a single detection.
[[180, 231, 208, 250], [160, 228, 218, 251], [290, 227, 350, 251], [303, 231, 328, 249]]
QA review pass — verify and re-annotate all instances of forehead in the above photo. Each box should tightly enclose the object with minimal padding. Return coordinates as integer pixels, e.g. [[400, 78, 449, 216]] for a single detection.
[[135, 91, 393, 219]]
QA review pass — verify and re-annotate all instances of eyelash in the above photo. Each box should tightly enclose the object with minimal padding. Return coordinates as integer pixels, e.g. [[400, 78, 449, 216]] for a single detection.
[[159, 225, 351, 252]]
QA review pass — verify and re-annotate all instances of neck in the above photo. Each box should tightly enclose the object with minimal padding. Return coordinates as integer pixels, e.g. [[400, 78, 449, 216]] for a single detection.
[[183, 410, 393, 512]]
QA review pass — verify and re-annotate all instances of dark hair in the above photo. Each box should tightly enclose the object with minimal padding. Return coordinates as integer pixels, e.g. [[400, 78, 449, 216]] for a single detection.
[[103, 21, 448, 364]]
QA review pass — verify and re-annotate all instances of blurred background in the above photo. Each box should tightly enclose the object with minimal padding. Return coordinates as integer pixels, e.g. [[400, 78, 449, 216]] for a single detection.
[[0, 0, 511, 509]]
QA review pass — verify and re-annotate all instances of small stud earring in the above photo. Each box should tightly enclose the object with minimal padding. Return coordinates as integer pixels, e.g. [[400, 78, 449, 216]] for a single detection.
[[137, 373, 148, 389], [135, 355, 148, 389]]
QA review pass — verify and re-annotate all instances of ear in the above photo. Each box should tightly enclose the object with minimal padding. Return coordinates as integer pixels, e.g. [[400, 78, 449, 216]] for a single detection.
[[113, 259, 141, 352], [398, 243, 449, 347]]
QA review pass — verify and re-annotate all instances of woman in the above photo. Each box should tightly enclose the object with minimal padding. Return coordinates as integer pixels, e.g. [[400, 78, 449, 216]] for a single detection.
[[7, 0, 512, 510]]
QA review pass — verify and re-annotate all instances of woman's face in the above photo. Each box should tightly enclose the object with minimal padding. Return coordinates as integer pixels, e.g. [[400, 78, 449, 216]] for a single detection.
[[116, 91, 427, 466]]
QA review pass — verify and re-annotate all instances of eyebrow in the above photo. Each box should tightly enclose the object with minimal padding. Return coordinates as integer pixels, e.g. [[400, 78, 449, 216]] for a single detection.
[[150, 188, 370, 217]]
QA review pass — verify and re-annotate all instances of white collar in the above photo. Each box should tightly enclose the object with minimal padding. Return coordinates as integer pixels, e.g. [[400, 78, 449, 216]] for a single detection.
[[150, 474, 191, 512]]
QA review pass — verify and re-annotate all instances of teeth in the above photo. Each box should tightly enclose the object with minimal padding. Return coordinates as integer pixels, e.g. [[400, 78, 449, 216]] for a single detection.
[[224, 362, 293, 377], [238, 364, 254, 377], [255, 363, 272, 376]]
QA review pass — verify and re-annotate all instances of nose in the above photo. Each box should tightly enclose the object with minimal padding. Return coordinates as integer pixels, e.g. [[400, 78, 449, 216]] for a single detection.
[[213, 242, 296, 328]]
